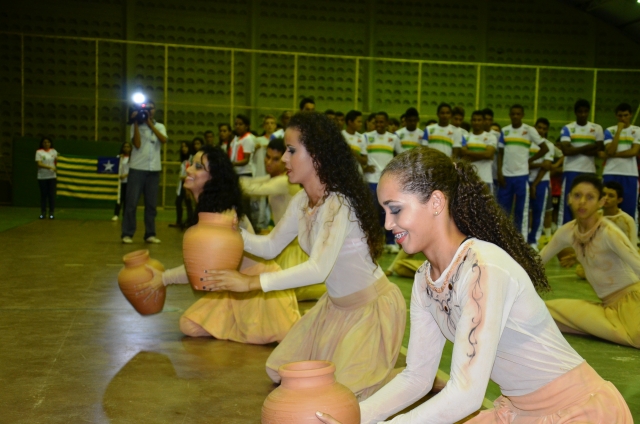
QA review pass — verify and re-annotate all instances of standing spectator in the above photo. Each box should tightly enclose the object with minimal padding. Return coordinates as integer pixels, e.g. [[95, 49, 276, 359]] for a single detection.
[[35, 137, 57, 219], [299, 97, 316, 112], [218, 123, 233, 151], [342, 110, 368, 171], [229, 114, 256, 178], [460, 110, 497, 194], [251, 115, 277, 230], [602, 103, 640, 221], [364, 111, 404, 253], [366, 113, 377, 132], [121, 100, 167, 244], [451, 106, 469, 140], [497, 104, 549, 239], [558, 99, 604, 224], [203, 130, 215, 146], [528, 118, 555, 250], [111, 141, 131, 221], [395, 107, 423, 151], [422, 102, 462, 158], [170, 141, 193, 229], [388, 118, 400, 134]]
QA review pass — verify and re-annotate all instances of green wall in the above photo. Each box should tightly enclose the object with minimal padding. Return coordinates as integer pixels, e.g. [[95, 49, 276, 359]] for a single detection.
[[2, 0, 640, 205]]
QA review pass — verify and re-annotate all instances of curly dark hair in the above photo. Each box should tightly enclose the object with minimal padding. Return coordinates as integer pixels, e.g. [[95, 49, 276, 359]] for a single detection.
[[287, 112, 384, 262], [192, 145, 245, 223], [382, 147, 550, 292]]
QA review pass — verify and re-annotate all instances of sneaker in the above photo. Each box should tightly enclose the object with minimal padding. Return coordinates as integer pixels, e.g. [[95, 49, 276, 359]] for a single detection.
[[49, 215, 54, 219], [111, 215, 118, 221], [145, 236, 161, 244], [39, 215, 45, 219], [122, 236, 133, 244]]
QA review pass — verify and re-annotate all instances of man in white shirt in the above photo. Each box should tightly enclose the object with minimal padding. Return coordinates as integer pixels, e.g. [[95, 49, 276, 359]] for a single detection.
[[558, 99, 605, 224], [395, 107, 423, 151], [365, 111, 403, 252], [451, 106, 469, 141], [122, 100, 167, 244], [342, 110, 368, 171], [229, 114, 256, 177], [497, 104, 549, 238], [422, 102, 462, 158], [602, 103, 640, 221], [528, 118, 555, 250], [460, 110, 497, 194]]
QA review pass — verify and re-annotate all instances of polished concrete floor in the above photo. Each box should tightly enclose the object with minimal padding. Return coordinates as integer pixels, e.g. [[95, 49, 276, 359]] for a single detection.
[[0, 207, 638, 423]]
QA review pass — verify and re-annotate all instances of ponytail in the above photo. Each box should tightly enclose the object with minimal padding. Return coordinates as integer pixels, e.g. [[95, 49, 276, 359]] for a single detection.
[[382, 147, 549, 293]]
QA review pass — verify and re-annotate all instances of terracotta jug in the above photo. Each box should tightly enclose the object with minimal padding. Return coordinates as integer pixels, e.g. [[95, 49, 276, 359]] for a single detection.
[[118, 249, 166, 315], [261, 361, 360, 424], [182, 212, 244, 291]]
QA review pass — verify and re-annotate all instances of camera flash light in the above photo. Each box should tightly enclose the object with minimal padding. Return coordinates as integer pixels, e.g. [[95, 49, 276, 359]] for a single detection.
[[132, 92, 146, 104]]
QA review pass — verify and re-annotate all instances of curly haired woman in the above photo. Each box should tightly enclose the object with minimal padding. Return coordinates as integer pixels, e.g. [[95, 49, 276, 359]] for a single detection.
[[318, 147, 631, 423], [140, 145, 300, 344], [201, 112, 406, 401]]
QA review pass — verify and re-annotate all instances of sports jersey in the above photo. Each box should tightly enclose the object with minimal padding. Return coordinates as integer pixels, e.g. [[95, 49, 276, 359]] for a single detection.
[[491, 129, 502, 181], [463, 131, 497, 183], [499, 123, 544, 177], [396, 127, 424, 151], [458, 127, 469, 140], [35, 148, 58, 179], [603, 125, 640, 177], [270, 128, 285, 140], [230, 132, 256, 176], [560, 121, 605, 173], [422, 124, 462, 157], [528, 139, 555, 183], [364, 131, 403, 183], [342, 130, 367, 156]]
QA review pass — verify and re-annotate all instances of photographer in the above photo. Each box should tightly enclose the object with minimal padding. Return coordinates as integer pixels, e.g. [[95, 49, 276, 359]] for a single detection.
[[121, 100, 167, 244]]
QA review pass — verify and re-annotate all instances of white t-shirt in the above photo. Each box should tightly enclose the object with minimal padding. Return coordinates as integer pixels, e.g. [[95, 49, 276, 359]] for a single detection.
[[241, 174, 301, 224], [528, 139, 555, 183], [270, 128, 285, 140], [603, 125, 640, 177], [118, 155, 130, 184], [230, 132, 256, 176], [35, 149, 58, 180], [129, 121, 166, 171], [253, 135, 270, 178], [396, 127, 424, 151], [342, 130, 367, 156], [464, 131, 497, 184], [360, 239, 583, 424], [560, 121, 605, 173], [364, 131, 403, 183], [242, 191, 384, 297], [422, 124, 462, 157], [490, 129, 502, 181], [498, 123, 544, 177]]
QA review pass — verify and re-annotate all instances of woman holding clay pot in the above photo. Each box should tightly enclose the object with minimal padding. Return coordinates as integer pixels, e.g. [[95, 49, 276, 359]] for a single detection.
[[137, 145, 300, 344], [316, 147, 631, 424], [200, 112, 406, 401]]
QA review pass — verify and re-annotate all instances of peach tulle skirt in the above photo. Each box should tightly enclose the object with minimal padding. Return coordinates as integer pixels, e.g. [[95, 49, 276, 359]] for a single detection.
[[266, 276, 406, 401], [545, 281, 640, 348], [274, 237, 327, 301], [471, 362, 632, 423], [179, 261, 300, 344]]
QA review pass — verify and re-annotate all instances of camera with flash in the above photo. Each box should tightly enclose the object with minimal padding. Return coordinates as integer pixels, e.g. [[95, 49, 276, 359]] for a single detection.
[[128, 92, 152, 124]]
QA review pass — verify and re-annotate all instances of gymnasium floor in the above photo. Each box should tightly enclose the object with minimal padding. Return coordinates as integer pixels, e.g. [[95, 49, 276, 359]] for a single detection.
[[0, 206, 638, 423]]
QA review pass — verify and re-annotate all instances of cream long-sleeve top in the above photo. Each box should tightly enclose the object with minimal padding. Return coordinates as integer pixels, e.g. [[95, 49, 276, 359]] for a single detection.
[[540, 218, 640, 298], [241, 190, 384, 297], [604, 210, 638, 247], [240, 174, 301, 224], [360, 239, 583, 424]]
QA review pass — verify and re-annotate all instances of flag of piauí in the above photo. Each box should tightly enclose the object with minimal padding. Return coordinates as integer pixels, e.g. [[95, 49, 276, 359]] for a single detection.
[[57, 155, 120, 200]]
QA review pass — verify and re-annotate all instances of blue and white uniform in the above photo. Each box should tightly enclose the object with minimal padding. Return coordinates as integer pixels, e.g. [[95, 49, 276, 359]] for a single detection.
[[602, 125, 640, 221]]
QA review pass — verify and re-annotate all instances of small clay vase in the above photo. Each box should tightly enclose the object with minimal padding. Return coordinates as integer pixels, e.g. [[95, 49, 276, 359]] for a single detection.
[[261, 361, 360, 424], [118, 249, 166, 315], [182, 212, 244, 291]]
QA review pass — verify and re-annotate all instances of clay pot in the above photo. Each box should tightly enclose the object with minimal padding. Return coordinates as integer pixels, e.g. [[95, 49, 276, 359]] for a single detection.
[[262, 361, 360, 424], [118, 249, 166, 315], [182, 212, 244, 291]]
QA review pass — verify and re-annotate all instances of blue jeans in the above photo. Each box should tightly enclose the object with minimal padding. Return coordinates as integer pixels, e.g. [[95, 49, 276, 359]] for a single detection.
[[121, 169, 160, 239]]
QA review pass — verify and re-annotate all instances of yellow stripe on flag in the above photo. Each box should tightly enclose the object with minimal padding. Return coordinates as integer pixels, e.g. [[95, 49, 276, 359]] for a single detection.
[[57, 156, 98, 165], [57, 169, 119, 179], [58, 183, 119, 193], [57, 190, 117, 200], [57, 162, 98, 171], [57, 176, 119, 187]]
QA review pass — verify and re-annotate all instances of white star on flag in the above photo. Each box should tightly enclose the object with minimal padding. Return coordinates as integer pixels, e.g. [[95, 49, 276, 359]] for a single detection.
[[103, 160, 115, 172]]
